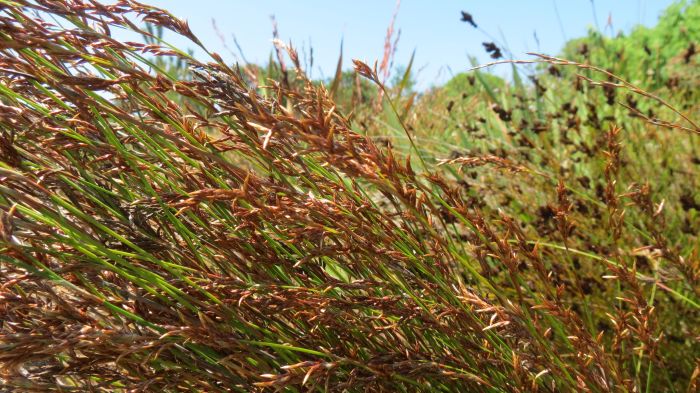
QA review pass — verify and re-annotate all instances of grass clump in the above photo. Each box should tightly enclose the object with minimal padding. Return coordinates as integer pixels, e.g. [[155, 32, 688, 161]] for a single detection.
[[0, 1, 698, 392]]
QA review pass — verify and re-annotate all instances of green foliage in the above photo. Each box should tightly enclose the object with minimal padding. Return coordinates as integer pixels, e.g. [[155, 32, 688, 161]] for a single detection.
[[442, 71, 507, 99], [560, 0, 700, 90]]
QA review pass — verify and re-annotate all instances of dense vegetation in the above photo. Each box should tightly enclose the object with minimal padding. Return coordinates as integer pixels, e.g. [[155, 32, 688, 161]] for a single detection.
[[0, 0, 698, 391]]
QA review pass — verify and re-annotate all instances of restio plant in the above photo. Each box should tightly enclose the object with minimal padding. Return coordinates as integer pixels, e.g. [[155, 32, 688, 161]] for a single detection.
[[0, 1, 698, 392]]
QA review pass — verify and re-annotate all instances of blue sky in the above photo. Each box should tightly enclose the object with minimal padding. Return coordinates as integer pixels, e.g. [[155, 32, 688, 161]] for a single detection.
[[116, 1, 674, 89]]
